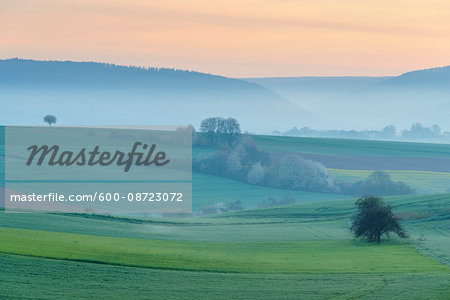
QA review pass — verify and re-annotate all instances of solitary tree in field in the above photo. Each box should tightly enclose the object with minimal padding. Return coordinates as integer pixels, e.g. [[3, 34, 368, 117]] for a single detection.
[[43, 114, 57, 126], [350, 196, 407, 244]]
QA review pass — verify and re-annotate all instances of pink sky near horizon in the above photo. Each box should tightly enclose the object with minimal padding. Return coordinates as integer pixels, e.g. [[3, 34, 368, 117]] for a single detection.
[[1, 0, 449, 77]]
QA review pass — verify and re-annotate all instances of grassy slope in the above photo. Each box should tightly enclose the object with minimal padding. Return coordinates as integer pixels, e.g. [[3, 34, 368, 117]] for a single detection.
[[2, 227, 445, 274], [1, 194, 448, 251], [1, 194, 448, 261], [331, 169, 450, 193], [3, 134, 450, 211], [194, 135, 450, 198], [192, 172, 345, 210], [1, 135, 347, 212], [218, 194, 450, 265], [1, 194, 447, 242], [250, 135, 450, 192], [0, 193, 449, 298], [0, 254, 447, 300], [252, 135, 450, 158], [2, 136, 450, 298]]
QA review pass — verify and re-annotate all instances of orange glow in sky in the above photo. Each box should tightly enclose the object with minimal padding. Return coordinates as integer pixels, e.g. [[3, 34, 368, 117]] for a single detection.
[[1, 0, 449, 77]]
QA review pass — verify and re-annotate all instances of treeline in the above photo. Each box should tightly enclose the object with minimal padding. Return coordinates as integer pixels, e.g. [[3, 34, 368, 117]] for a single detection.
[[277, 123, 450, 142], [0, 58, 254, 89]]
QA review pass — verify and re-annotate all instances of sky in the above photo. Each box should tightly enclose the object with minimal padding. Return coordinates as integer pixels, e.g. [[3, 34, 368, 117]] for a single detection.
[[1, 0, 450, 77]]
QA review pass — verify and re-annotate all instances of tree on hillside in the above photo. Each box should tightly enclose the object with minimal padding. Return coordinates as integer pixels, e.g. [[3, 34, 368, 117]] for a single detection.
[[200, 117, 220, 145], [43, 114, 57, 126], [350, 196, 408, 244], [221, 118, 241, 147], [200, 117, 241, 146]]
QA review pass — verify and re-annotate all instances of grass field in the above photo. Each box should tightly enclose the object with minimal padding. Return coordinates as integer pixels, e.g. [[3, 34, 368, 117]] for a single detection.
[[1, 227, 446, 274], [3, 133, 450, 210], [1, 135, 450, 299], [251, 135, 450, 158], [192, 173, 346, 210], [0, 193, 449, 298], [193, 135, 450, 197], [1, 254, 448, 299], [331, 169, 450, 193]]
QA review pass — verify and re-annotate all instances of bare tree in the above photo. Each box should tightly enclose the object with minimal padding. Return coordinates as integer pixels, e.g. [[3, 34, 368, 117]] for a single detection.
[[222, 118, 241, 147], [200, 117, 220, 145], [200, 117, 240, 146]]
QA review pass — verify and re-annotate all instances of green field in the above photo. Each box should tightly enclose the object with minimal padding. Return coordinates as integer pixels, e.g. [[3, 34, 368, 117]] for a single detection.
[[1, 227, 445, 274], [192, 173, 346, 210], [1, 193, 449, 298], [1, 254, 448, 299], [4, 132, 450, 211], [192, 135, 450, 199], [331, 169, 450, 194], [1, 135, 450, 298], [251, 135, 450, 158]]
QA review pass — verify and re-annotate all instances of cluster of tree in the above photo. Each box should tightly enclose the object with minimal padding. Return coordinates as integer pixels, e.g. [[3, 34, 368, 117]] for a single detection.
[[193, 134, 336, 194], [201, 200, 244, 215], [258, 194, 296, 208], [195, 117, 414, 197], [198, 117, 241, 147], [277, 123, 450, 142], [401, 123, 442, 140], [351, 196, 408, 244], [194, 134, 414, 197], [337, 171, 414, 196]]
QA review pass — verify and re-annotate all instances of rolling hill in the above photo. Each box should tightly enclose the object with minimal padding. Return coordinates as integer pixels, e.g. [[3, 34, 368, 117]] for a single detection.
[[0, 193, 448, 298], [372, 66, 450, 90], [244, 76, 390, 109], [0, 59, 315, 132], [246, 66, 450, 131]]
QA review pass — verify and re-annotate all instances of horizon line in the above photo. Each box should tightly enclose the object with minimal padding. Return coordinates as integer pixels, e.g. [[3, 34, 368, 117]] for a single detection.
[[3, 57, 449, 79]]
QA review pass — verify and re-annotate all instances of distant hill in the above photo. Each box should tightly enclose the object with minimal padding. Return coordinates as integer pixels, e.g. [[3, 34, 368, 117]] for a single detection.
[[245, 76, 390, 107], [0, 58, 279, 90], [372, 66, 450, 90], [246, 66, 450, 130], [358, 66, 450, 130], [0, 59, 314, 132]]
